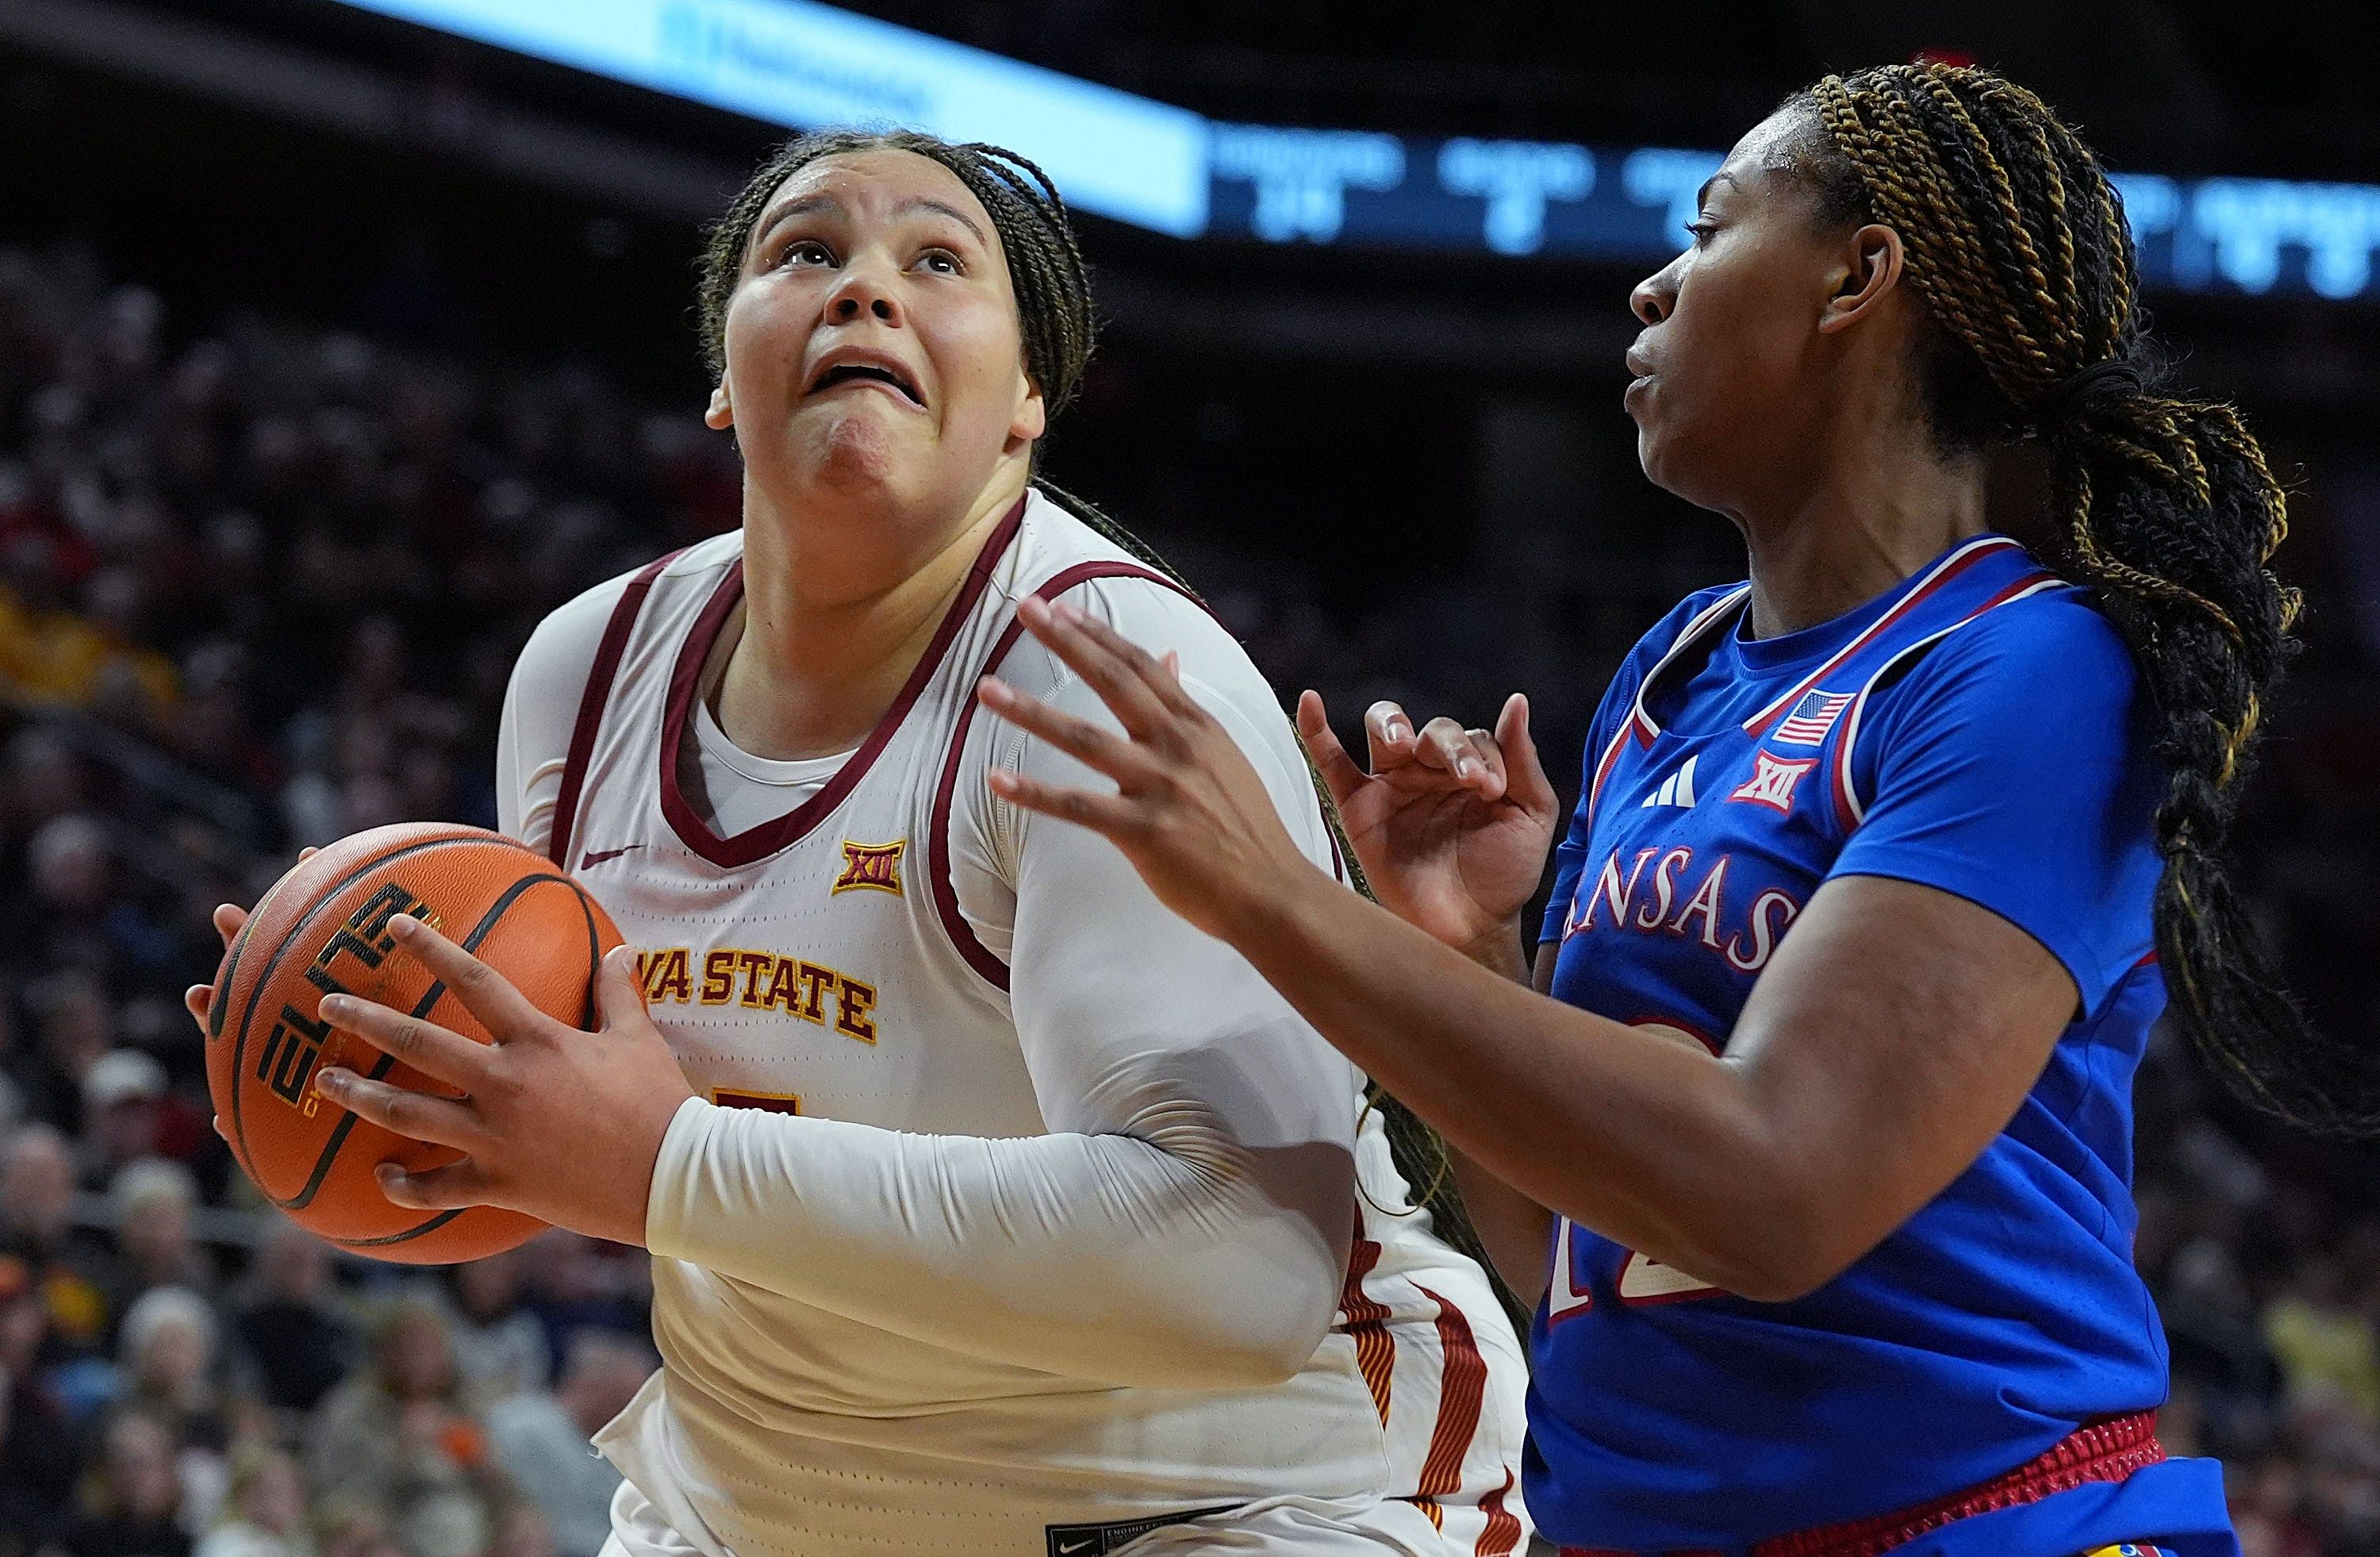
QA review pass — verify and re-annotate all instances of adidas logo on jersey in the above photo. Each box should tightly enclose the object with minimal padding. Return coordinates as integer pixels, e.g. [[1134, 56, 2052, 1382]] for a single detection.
[[1640, 754, 1699, 809]]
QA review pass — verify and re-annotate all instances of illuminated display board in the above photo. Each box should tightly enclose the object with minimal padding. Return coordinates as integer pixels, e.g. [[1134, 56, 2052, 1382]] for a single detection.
[[333, 0, 2380, 301]]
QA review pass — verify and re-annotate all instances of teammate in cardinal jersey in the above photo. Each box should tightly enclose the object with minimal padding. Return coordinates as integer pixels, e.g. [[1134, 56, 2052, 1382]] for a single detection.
[[194, 132, 1527, 1556], [972, 67, 2371, 1557]]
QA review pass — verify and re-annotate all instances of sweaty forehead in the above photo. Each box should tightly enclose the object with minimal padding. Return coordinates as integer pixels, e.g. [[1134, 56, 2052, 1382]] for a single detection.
[[760, 148, 999, 236]]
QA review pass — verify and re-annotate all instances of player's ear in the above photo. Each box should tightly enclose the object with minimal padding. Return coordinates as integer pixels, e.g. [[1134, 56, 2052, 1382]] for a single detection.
[[704, 378, 735, 430], [1817, 223, 1904, 334], [1008, 369, 1046, 448]]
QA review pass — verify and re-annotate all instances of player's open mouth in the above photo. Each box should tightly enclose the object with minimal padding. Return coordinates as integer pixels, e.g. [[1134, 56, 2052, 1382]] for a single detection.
[[804, 353, 925, 406]]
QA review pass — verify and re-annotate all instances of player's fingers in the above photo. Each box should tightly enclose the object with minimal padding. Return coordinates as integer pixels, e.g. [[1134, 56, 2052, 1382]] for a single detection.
[[1415, 717, 1491, 783], [1461, 729, 1511, 801], [319, 994, 489, 1091], [1297, 692, 1368, 805], [185, 982, 212, 1028], [594, 945, 647, 1030], [386, 913, 546, 1040], [313, 1068, 479, 1151], [1018, 598, 1206, 734], [977, 678, 1156, 786], [1495, 693, 1560, 817], [986, 767, 1139, 840], [375, 1158, 492, 1211], [1364, 702, 1418, 771], [212, 902, 248, 950]]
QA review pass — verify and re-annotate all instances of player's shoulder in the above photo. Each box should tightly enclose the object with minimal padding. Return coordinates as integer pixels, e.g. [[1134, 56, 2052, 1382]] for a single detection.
[[1000, 492, 1259, 697], [1868, 579, 2144, 760], [1907, 579, 2137, 705], [515, 534, 742, 687]]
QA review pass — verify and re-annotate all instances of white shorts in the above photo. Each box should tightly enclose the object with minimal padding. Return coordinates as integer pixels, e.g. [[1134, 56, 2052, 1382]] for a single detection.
[[598, 1476, 1504, 1557]]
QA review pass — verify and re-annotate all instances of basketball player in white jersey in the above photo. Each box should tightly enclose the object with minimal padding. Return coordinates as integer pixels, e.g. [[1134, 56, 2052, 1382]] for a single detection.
[[193, 132, 1528, 1555]]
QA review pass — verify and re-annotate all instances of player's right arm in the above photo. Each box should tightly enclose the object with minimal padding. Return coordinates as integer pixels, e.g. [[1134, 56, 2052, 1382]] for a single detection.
[[635, 592, 1358, 1389]]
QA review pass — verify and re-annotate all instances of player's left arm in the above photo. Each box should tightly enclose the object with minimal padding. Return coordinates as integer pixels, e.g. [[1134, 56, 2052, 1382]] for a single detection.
[[980, 597, 2153, 1303]]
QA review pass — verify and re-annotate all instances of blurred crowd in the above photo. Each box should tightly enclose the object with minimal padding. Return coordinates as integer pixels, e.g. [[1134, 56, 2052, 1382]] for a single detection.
[[2, 233, 2378, 1557]]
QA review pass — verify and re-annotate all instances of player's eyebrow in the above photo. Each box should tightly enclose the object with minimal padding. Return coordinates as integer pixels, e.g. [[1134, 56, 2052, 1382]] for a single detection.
[[751, 192, 988, 252], [895, 196, 988, 244], [1695, 170, 1741, 210]]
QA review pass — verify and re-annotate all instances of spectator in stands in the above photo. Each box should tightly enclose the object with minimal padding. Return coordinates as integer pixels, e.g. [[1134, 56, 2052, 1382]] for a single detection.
[[83, 1049, 170, 1186], [2, 1253, 86, 1554], [10, 972, 112, 1133], [445, 1252, 546, 1401], [0, 1121, 109, 1355], [310, 1504, 402, 1557], [308, 1298, 497, 1557], [483, 1332, 649, 1557], [117, 1286, 232, 1531], [56, 1406, 191, 1557], [192, 1445, 309, 1557], [515, 1232, 642, 1380], [2267, 1256, 2380, 1428], [228, 1223, 354, 1417], [17, 815, 123, 986], [96, 1159, 215, 1326], [482, 1505, 555, 1557]]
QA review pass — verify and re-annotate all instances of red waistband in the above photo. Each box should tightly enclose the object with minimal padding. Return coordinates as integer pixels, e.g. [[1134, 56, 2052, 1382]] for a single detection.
[[1560, 1409, 2165, 1557]]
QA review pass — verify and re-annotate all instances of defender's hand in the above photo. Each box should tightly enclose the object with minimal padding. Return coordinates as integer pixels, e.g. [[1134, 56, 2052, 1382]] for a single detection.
[[1296, 689, 1559, 962], [977, 597, 1329, 944]]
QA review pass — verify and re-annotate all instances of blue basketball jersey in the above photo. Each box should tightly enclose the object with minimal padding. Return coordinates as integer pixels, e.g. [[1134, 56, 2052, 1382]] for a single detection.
[[1529, 536, 2239, 1555]]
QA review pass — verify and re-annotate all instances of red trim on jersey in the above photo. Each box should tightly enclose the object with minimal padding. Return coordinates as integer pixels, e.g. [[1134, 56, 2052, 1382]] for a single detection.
[[1337, 1223, 1397, 1428], [1476, 1470, 1524, 1555], [1743, 537, 2023, 736], [1585, 586, 1746, 829], [1404, 1282, 1489, 1518], [654, 497, 1027, 868], [1557, 1411, 2164, 1557], [549, 552, 678, 869], [1822, 570, 2060, 832], [927, 558, 1205, 990]]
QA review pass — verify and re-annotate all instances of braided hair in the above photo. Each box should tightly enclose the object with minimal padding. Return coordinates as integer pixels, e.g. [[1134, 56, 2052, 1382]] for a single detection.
[[1779, 64, 2373, 1134], [699, 130, 1532, 1319]]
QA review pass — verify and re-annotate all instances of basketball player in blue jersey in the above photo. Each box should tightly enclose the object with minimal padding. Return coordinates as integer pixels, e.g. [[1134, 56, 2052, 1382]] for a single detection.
[[978, 63, 2380, 1557]]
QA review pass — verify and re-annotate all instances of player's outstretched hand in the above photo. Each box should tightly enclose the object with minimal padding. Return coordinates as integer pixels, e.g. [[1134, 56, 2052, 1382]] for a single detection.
[[978, 596, 1342, 944], [1295, 688, 1558, 961], [303, 914, 694, 1248]]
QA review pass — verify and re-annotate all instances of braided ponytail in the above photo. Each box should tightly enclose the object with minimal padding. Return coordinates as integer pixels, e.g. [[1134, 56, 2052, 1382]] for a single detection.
[[1788, 65, 2380, 1134]]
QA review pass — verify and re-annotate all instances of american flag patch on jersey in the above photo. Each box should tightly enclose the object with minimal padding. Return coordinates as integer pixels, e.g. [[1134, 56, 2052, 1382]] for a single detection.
[[1773, 690, 1854, 745]]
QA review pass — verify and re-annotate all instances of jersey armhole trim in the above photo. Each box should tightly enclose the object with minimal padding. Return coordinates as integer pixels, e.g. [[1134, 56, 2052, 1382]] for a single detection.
[[1828, 573, 2063, 831], [547, 552, 681, 869], [928, 561, 1209, 992]]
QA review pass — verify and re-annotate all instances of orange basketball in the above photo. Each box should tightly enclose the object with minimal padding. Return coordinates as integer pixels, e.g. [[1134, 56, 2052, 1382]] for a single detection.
[[205, 823, 623, 1264]]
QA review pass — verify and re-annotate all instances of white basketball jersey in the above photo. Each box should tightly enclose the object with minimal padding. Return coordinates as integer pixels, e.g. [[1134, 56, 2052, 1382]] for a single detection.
[[525, 493, 1526, 1555]]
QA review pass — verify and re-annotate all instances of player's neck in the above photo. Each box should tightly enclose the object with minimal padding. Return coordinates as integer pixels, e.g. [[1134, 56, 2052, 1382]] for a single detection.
[[1734, 432, 1989, 640], [711, 475, 1026, 760]]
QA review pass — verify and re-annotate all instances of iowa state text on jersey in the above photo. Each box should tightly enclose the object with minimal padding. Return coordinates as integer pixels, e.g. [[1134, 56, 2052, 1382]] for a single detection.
[[635, 946, 879, 1044]]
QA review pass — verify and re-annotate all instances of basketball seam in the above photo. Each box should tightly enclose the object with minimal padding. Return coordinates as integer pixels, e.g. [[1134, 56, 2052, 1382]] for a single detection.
[[227, 836, 492, 1188], [280, 868, 577, 1216], [223, 836, 593, 1258]]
